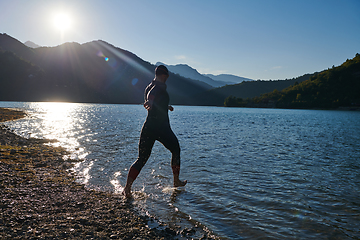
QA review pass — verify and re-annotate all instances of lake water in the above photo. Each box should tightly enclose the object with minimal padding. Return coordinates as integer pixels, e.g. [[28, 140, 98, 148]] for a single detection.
[[1, 102, 360, 239]]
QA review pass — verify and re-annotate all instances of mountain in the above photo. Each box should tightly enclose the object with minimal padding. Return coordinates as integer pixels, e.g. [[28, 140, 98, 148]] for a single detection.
[[2, 33, 357, 109], [194, 74, 313, 106], [0, 33, 210, 104], [0, 50, 47, 101], [156, 62, 231, 88], [205, 74, 253, 84], [24, 41, 41, 48], [250, 54, 360, 109], [0, 34, 36, 60], [156, 62, 254, 87]]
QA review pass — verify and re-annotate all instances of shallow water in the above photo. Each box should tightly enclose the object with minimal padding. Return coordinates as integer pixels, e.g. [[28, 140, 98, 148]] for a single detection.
[[2, 102, 360, 239]]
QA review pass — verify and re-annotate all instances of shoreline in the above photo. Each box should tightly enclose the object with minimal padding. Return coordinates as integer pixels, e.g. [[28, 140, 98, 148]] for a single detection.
[[0, 108, 217, 239]]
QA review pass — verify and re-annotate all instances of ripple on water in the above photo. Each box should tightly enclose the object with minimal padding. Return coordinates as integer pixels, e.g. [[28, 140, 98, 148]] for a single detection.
[[2, 103, 360, 239]]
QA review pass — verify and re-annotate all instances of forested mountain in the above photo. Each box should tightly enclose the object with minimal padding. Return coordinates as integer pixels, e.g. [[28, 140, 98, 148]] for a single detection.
[[0, 33, 210, 104], [0, 50, 47, 101], [194, 74, 313, 106], [1, 33, 358, 109], [225, 54, 360, 109]]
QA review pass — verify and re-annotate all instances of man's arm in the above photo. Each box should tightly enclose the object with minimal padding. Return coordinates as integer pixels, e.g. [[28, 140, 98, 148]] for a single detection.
[[144, 100, 153, 110], [144, 86, 156, 110]]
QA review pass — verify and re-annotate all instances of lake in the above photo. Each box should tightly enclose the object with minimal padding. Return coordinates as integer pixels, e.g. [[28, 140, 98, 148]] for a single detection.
[[1, 102, 360, 239]]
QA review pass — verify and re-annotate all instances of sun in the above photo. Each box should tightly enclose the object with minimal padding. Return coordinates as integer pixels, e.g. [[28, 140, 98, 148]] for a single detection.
[[53, 13, 72, 31]]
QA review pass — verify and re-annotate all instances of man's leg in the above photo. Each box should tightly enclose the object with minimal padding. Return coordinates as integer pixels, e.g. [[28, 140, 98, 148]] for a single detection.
[[172, 165, 187, 187], [123, 127, 155, 198], [159, 127, 187, 187]]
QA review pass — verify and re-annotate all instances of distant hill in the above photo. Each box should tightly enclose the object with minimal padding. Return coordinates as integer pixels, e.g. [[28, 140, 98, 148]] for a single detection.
[[249, 54, 360, 109], [156, 62, 227, 87], [205, 74, 253, 84], [155, 62, 255, 88], [2, 33, 357, 109], [24, 41, 41, 48], [0, 33, 211, 104], [0, 50, 47, 101], [194, 74, 313, 106], [0, 34, 36, 60]]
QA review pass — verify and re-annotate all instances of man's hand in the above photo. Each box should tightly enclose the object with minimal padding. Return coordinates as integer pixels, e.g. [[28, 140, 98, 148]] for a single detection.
[[168, 105, 174, 111], [144, 101, 152, 110]]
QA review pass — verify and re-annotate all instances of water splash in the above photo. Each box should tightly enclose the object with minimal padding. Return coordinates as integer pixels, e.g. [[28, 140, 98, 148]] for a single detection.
[[110, 171, 124, 194]]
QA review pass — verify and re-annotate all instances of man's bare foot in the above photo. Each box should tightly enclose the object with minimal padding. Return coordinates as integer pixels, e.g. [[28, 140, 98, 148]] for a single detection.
[[122, 187, 132, 198], [174, 179, 187, 187]]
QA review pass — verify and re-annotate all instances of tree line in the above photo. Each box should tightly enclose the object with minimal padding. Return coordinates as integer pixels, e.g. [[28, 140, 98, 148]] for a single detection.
[[224, 53, 360, 109]]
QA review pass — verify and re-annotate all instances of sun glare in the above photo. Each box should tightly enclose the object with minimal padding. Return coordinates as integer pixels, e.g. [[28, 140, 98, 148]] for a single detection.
[[53, 13, 72, 31]]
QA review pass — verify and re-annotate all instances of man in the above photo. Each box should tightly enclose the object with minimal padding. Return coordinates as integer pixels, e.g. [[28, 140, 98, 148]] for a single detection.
[[123, 65, 187, 198]]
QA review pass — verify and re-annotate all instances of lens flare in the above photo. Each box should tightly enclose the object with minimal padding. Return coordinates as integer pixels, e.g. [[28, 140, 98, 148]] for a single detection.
[[97, 41, 152, 76], [97, 51, 108, 61], [132, 78, 139, 86], [97, 51, 105, 57]]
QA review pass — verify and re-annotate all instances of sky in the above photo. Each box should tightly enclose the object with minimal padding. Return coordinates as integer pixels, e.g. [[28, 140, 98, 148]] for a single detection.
[[1, 0, 359, 80]]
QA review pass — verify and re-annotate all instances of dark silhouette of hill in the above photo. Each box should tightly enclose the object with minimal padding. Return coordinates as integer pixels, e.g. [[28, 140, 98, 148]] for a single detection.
[[2, 33, 357, 109], [0, 33, 210, 104], [0, 34, 36, 60], [0, 50, 48, 101], [224, 54, 360, 109], [194, 74, 313, 106], [253, 54, 360, 109]]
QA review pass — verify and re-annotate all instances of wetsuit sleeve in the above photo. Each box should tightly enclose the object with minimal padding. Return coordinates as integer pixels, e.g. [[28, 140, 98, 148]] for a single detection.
[[144, 84, 152, 102], [146, 85, 160, 108]]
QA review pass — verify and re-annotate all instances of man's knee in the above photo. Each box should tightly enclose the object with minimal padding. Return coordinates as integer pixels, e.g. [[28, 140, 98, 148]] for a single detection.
[[170, 144, 180, 156]]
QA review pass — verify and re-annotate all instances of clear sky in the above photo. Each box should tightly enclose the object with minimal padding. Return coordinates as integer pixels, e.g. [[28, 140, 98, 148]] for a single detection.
[[1, 0, 359, 80]]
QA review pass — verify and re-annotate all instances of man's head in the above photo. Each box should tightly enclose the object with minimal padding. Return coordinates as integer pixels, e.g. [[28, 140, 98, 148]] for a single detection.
[[155, 65, 169, 77]]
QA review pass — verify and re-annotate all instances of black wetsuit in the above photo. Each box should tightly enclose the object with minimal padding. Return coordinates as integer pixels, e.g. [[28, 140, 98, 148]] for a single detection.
[[128, 80, 181, 180]]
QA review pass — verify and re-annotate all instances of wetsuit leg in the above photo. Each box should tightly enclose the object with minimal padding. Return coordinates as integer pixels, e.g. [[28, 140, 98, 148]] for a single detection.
[[128, 123, 155, 180], [157, 125, 181, 174]]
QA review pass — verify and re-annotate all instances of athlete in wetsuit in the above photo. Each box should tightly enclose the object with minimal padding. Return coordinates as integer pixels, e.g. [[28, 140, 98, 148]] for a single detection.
[[123, 65, 187, 198]]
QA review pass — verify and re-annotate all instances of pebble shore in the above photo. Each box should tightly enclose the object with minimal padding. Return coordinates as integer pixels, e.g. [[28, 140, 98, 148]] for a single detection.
[[0, 108, 217, 240]]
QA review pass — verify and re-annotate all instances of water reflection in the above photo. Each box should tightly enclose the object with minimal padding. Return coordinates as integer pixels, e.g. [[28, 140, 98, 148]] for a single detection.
[[29, 102, 88, 160], [110, 171, 124, 193], [74, 160, 94, 184]]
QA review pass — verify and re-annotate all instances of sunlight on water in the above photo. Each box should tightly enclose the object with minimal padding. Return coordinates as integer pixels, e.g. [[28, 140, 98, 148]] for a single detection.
[[110, 171, 124, 193], [32, 102, 78, 143], [28, 102, 89, 160], [2, 102, 360, 240], [73, 160, 93, 184]]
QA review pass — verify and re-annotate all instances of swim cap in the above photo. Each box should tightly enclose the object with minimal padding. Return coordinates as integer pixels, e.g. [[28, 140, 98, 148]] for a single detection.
[[155, 65, 169, 76]]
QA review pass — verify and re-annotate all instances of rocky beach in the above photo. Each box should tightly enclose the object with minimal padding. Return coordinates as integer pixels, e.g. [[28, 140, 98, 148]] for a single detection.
[[0, 108, 217, 240]]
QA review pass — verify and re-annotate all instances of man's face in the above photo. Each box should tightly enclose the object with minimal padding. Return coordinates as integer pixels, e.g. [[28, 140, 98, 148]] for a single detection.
[[162, 74, 169, 83]]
